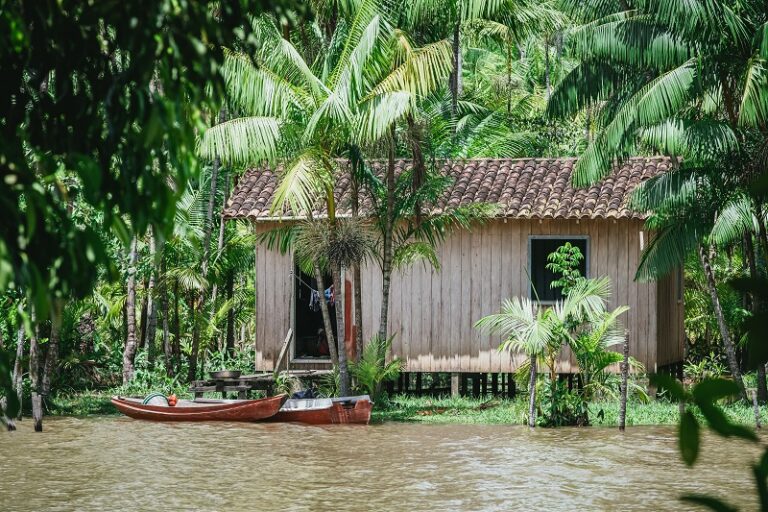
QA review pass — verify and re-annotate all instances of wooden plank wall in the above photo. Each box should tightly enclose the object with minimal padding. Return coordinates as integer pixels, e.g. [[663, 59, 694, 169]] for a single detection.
[[360, 218, 663, 373], [252, 218, 683, 373], [655, 269, 685, 369]]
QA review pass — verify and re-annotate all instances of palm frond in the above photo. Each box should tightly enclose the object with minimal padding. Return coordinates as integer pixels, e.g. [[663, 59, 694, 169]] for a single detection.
[[198, 117, 281, 166]]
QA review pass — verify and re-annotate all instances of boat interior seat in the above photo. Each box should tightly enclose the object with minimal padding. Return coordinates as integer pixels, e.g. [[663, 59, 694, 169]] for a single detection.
[[282, 398, 334, 410]]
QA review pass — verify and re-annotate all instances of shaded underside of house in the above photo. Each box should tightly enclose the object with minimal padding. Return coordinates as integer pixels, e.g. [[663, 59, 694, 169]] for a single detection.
[[226, 157, 684, 374]]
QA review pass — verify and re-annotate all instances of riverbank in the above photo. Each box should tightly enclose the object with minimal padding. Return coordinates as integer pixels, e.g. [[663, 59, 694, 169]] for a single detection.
[[44, 391, 768, 428], [374, 395, 768, 427]]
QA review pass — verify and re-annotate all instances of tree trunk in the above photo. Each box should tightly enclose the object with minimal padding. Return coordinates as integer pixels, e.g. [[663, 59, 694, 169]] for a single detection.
[[12, 320, 24, 420], [349, 150, 364, 362], [378, 129, 397, 343], [145, 232, 158, 368], [314, 262, 338, 366], [544, 36, 551, 101], [211, 171, 230, 309], [41, 298, 63, 398], [138, 276, 149, 350], [29, 308, 42, 431], [333, 264, 350, 396], [528, 355, 537, 428], [699, 245, 745, 398], [161, 259, 173, 377], [172, 278, 181, 375], [407, 114, 425, 227], [225, 273, 235, 358], [353, 263, 363, 362], [122, 236, 139, 385], [619, 331, 629, 431], [188, 294, 201, 382], [450, 21, 461, 120]]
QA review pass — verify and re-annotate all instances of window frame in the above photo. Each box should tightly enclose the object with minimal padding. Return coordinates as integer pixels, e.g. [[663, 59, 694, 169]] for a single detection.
[[527, 235, 590, 304]]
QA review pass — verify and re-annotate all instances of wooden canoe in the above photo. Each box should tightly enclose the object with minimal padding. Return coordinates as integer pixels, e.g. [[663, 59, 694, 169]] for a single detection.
[[269, 395, 372, 425], [111, 394, 287, 422]]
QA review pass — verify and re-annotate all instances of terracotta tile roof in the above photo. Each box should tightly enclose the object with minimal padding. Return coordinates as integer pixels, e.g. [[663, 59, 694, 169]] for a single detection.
[[224, 157, 670, 221]]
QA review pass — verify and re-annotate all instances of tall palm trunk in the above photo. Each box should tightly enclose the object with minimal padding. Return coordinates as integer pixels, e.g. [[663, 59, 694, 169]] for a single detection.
[[41, 298, 63, 398], [172, 279, 181, 375], [407, 114, 425, 227], [450, 21, 461, 120], [225, 273, 235, 358], [528, 355, 537, 428], [314, 261, 338, 366], [332, 263, 350, 396], [211, 171, 230, 352], [122, 236, 139, 384], [29, 308, 42, 431], [349, 151, 364, 362], [544, 36, 551, 100], [161, 258, 173, 377], [138, 276, 149, 350], [699, 244, 745, 398], [143, 231, 158, 367], [378, 129, 396, 344], [12, 319, 24, 420]]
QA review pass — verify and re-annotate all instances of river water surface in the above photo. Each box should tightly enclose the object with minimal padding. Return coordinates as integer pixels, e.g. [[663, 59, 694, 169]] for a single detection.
[[0, 417, 759, 511]]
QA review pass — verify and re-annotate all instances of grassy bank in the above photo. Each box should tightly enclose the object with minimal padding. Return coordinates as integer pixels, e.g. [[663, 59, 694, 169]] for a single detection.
[[373, 395, 768, 427]]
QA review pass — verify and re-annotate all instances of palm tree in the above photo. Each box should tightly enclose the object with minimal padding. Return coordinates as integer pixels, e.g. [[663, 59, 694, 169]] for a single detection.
[[476, 277, 612, 427], [548, 0, 768, 399], [201, 7, 452, 394]]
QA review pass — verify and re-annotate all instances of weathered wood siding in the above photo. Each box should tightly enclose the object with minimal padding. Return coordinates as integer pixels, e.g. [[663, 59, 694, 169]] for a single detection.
[[362, 218, 664, 372], [655, 268, 685, 369], [252, 219, 684, 372]]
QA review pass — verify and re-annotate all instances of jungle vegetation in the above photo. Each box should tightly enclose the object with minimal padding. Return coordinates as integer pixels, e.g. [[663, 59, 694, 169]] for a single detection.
[[1, 0, 767, 443]]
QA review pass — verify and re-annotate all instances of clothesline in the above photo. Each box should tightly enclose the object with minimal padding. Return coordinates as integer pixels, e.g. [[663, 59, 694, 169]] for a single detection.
[[293, 272, 335, 310]]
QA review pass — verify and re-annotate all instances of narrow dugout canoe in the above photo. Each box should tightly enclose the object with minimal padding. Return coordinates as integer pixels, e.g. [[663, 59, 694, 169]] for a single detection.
[[111, 394, 287, 422], [269, 395, 372, 425]]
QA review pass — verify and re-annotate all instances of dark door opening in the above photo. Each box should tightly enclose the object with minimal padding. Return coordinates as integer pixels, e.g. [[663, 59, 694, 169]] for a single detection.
[[294, 266, 336, 360]]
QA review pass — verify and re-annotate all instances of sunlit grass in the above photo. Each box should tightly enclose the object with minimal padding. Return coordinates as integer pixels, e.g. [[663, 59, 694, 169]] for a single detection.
[[373, 394, 768, 427]]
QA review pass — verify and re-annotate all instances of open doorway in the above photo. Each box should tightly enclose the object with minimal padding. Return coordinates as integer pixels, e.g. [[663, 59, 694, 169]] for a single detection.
[[294, 266, 336, 360]]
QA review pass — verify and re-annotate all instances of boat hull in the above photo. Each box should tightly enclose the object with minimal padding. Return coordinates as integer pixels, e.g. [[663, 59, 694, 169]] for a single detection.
[[111, 394, 287, 422], [270, 396, 372, 425]]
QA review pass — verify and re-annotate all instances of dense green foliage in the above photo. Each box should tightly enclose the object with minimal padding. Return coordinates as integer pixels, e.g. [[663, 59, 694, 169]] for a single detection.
[[1, 0, 767, 448]]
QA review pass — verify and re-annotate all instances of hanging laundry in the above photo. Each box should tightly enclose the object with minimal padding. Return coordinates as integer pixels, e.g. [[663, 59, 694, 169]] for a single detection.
[[324, 285, 334, 307], [309, 290, 321, 312]]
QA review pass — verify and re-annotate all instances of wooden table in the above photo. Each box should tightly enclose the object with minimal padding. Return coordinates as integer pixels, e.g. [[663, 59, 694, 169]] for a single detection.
[[189, 370, 333, 399]]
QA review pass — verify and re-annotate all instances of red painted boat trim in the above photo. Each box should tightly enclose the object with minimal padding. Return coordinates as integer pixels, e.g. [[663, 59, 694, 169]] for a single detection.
[[111, 394, 287, 422], [270, 397, 372, 425]]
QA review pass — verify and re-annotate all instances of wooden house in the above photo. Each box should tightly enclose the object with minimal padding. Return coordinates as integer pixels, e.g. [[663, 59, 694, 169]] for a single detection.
[[224, 157, 684, 382]]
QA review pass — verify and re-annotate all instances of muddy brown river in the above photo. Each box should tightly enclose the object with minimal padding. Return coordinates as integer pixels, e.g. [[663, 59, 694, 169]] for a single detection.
[[0, 418, 760, 511]]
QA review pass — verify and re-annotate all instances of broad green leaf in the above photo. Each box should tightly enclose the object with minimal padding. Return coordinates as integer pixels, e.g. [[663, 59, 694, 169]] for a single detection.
[[680, 495, 738, 512], [679, 410, 700, 466]]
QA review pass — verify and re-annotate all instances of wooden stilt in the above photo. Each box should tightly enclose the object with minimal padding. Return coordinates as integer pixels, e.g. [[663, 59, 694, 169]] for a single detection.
[[480, 373, 488, 397], [491, 373, 499, 396], [568, 374, 574, 392], [460, 374, 467, 396], [415, 373, 422, 396], [451, 373, 460, 397], [472, 374, 480, 397], [32, 395, 43, 432], [507, 373, 516, 399]]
